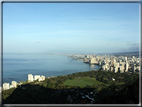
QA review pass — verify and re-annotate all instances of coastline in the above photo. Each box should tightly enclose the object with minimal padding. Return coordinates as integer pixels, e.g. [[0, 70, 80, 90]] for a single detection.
[[3, 54, 101, 84]]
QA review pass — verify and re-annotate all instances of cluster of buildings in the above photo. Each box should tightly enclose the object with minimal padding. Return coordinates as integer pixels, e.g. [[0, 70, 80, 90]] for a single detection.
[[1, 74, 46, 92], [28, 74, 45, 82], [70, 54, 140, 73], [2, 81, 17, 91], [100, 56, 140, 73]]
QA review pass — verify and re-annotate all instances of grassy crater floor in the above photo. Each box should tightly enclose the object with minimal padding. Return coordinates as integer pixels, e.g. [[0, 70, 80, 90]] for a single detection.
[[63, 76, 106, 88]]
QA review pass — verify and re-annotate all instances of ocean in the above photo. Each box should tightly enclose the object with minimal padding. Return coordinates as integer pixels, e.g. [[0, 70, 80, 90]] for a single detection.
[[3, 53, 100, 84]]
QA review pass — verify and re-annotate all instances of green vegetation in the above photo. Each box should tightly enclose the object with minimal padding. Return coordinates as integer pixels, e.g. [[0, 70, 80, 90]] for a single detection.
[[94, 77, 139, 104], [2, 70, 139, 104], [63, 77, 106, 88]]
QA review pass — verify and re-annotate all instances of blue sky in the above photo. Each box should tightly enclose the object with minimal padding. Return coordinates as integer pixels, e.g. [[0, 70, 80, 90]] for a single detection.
[[3, 3, 140, 54]]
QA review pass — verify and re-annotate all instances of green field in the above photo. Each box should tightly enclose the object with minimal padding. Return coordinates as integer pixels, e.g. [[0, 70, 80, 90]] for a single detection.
[[63, 77, 106, 88]]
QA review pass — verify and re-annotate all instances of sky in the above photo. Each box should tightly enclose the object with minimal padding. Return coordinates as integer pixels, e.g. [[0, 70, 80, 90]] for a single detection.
[[3, 3, 140, 54]]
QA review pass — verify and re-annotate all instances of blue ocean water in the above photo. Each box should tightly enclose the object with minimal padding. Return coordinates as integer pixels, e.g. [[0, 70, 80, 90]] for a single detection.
[[3, 53, 100, 83]]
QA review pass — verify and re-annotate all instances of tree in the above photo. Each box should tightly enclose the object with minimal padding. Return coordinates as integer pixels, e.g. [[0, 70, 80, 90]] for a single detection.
[[57, 80, 63, 84], [69, 76, 74, 80]]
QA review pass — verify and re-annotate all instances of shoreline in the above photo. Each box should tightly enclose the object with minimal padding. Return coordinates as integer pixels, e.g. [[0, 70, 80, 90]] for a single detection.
[[3, 55, 101, 84]]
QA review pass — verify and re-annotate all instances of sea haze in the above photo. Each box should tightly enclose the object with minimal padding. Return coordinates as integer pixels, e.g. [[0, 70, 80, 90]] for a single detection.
[[3, 53, 100, 83]]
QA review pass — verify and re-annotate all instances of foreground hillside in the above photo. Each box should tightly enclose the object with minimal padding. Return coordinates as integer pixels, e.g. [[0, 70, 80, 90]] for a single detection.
[[94, 77, 139, 104], [2, 70, 139, 104]]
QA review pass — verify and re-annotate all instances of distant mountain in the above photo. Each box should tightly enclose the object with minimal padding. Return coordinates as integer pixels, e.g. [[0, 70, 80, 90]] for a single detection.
[[113, 51, 139, 54], [111, 51, 140, 57], [45, 50, 88, 54]]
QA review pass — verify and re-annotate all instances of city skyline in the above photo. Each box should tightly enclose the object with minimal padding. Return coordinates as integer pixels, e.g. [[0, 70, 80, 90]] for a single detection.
[[3, 3, 140, 54]]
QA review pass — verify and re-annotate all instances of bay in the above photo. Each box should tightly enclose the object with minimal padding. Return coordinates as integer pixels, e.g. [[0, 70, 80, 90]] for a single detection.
[[3, 53, 100, 83]]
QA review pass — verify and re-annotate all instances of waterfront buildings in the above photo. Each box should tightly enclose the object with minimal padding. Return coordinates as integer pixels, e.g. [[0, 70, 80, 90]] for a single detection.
[[28, 74, 34, 82], [3, 81, 17, 91], [89, 58, 98, 64], [34, 75, 40, 81], [38, 75, 46, 82], [9, 85, 15, 89], [11, 81, 17, 88], [28, 74, 45, 82], [70, 54, 140, 73], [40, 75, 45, 81], [2, 74, 46, 91], [3, 83, 10, 90]]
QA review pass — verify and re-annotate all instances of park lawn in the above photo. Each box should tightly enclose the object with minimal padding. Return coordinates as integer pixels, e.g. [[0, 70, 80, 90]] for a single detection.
[[63, 76, 106, 88]]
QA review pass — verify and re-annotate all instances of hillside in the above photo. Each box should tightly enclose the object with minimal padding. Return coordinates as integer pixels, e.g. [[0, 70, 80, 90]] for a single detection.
[[2, 70, 140, 104]]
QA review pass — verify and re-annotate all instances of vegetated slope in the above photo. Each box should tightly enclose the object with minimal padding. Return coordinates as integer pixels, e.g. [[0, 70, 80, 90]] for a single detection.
[[2, 70, 139, 104], [94, 77, 139, 104]]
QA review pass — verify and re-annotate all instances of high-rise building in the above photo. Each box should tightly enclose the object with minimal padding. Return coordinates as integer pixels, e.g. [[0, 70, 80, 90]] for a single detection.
[[125, 62, 129, 72], [34, 75, 40, 80], [9, 85, 15, 89], [133, 64, 136, 73], [119, 59, 122, 63], [89, 58, 98, 64], [0, 87, 2, 93], [110, 67, 113, 71], [113, 59, 116, 64], [114, 67, 118, 73], [98, 61, 101, 66], [125, 57, 127, 62], [11, 81, 17, 88], [38, 77, 43, 82], [41, 75, 45, 81], [114, 61, 118, 67], [3, 83, 10, 90], [28, 74, 34, 82], [106, 67, 109, 71], [102, 65, 106, 71], [120, 66, 124, 73]]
